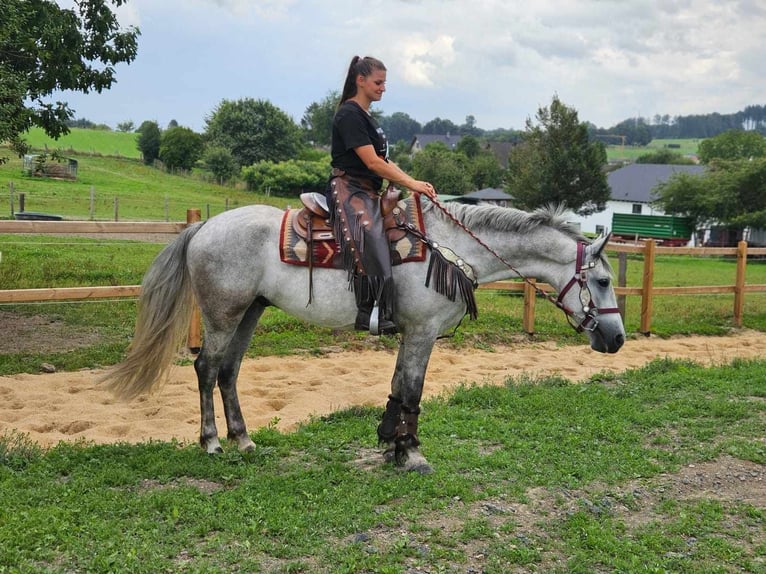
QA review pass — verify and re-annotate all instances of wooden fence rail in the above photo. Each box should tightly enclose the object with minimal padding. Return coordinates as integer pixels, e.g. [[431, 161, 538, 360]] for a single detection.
[[2, 215, 766, 346], [482, 240, 766, 334]]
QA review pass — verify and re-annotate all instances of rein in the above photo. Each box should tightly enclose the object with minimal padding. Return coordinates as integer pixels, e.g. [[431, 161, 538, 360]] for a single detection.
[[424, 196, 619, 333]]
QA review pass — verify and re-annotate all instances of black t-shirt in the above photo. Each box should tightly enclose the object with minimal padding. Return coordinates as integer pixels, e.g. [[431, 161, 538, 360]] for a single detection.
[[331, 100, 389, 189]]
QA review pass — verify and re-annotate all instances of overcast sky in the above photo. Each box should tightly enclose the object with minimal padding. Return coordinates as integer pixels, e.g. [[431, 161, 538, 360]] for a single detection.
[[54, 0, 765, 133]]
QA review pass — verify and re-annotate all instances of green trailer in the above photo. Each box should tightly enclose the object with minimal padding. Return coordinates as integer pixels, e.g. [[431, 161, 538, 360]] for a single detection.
[[612, 213, 693, 245]]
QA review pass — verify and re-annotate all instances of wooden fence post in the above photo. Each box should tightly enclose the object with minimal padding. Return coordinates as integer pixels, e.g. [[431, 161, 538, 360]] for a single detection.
[[186, 208, 202, 352], [9, 181, 14, 217], [18, 193, 25, 213], [617, 252, 627, 319], [733, 240, 747, 327], [523, 279, 536, 334], [639, 240, 656, 336]]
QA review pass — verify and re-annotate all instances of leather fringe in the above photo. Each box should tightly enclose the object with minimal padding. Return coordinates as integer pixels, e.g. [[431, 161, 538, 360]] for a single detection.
[[425, 247, 479, 320]]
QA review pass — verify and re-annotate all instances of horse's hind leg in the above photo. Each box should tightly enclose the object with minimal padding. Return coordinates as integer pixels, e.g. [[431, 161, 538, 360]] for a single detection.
[[194, 301, 264, 454], [216, 301, 266, 452]]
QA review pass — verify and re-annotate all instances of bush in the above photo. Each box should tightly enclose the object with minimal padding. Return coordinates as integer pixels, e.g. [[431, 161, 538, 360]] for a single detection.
[[241, 157, 331, 196]]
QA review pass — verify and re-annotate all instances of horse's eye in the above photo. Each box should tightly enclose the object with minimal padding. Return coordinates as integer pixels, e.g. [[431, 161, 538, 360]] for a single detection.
[[597, 278, 610, 288]]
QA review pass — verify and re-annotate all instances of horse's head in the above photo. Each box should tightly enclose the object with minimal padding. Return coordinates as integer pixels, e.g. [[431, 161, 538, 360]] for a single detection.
[[555, 233, 626, 354]]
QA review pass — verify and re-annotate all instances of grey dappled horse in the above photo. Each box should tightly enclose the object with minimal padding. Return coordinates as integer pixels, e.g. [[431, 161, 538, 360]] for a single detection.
[[103, 199, 625, 473]]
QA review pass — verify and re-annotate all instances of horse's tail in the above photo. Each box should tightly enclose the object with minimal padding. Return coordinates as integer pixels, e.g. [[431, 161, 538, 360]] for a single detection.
[[100, 221, 205, 399]]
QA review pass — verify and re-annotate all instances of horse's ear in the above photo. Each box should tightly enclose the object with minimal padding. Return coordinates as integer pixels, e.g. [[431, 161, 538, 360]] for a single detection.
[[590, 232, 611, 258]]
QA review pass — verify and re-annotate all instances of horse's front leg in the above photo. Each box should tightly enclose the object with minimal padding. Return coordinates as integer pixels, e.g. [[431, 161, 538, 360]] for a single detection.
[[378, 334, 436, 474]]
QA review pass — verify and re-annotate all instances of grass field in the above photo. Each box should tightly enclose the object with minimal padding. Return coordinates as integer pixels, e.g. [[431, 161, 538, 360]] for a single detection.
[[605, 138, 701, 162], [19, 126, 142, 159]]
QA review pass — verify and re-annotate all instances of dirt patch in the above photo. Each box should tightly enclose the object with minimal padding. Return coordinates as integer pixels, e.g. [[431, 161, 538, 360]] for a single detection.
[[0, 311, 102, 354]]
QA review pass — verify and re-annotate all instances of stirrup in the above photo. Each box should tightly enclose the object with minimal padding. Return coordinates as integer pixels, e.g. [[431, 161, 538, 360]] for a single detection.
[[369, 304, 380, 335], [369, 304, 397, 336]]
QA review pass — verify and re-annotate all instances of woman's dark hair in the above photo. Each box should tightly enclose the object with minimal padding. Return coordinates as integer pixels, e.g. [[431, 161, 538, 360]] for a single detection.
[[339, 56, 386, 105]]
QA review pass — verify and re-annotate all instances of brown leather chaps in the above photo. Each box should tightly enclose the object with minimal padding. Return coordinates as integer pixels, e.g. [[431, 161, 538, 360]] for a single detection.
[[328, 170, 396, 328]]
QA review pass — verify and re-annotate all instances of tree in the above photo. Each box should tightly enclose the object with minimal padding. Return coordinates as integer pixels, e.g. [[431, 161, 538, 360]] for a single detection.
[[411, 143, 473, 194], [456, 135, 482, 159], [469, 152, 505, 189], [459, 115, 483, 136], [204, 98, 303, 167], [506, 95, 609, 216], [379, 112, 422, 144], [204, 146, 239, 185], [136, 120, 161, 165], [116, 121, 134, 133], [159, 127, 204, 172], [300, 91, 337, 148], [0, 0, 139, 160], [697, 129, 766, 164], [422, 117, 460, 135]]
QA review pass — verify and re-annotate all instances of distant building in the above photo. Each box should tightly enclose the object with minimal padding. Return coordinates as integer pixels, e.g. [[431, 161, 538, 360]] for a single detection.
[[409, 134, 463, 153], [23, 154, 78, 180], [452, 188, 513, 207]]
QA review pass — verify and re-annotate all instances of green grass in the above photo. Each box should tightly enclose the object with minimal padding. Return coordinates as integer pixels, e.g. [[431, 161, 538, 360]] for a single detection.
[[0, 151, 289, 221], [19, 126, 143, 159], [1, 358, 764, 572], [606, 138, 701, 162]]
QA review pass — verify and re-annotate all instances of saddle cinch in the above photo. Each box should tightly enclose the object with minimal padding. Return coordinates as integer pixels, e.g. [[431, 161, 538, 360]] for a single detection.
[[279, 187, 427, 270]]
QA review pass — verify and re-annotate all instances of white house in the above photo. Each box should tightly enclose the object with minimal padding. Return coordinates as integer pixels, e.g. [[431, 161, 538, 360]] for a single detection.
[[566, 163, 705, 238]]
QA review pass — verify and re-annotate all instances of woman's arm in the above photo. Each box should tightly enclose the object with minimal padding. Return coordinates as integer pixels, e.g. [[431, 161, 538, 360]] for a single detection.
[[354, 144, 437, 199]]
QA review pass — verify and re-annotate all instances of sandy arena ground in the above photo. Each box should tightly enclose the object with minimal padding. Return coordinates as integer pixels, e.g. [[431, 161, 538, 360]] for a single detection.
[[1, 331, 765, 448]]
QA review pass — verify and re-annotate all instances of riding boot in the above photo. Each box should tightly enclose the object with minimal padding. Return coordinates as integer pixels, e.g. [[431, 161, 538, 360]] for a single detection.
[[353, 273, 397, 335]]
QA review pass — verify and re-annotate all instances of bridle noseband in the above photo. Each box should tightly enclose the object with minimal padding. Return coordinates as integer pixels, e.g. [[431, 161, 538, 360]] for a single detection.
[[555, 241, 620, 333]]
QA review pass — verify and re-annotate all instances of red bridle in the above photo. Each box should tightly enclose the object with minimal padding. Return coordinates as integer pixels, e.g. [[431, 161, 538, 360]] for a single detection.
[[555, 242, 621, 333]]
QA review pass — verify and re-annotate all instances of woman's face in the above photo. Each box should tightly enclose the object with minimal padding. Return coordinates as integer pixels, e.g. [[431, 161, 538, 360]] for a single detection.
[[357, 69, 387, 102]]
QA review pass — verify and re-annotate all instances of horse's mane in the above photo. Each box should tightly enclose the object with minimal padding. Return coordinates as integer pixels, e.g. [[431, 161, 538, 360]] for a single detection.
[[428, 200, 589, 243]]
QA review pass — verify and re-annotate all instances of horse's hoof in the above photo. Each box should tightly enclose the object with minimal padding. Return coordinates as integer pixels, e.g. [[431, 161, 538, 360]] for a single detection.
[[202, 437, 223, 454], [406, 462, 434, 475], [383, 446, 434, 474], [239, 441, 256, 453], [403, 450, 434, 475]]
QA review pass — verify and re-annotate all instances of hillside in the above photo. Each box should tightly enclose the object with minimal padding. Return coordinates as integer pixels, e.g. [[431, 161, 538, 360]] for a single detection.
[[21, 126, 142, 160], [0, 147, 289, 221]]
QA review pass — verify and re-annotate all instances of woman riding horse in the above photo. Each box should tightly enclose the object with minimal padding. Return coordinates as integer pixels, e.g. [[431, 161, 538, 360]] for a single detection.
[[329, 55, 437, 335]]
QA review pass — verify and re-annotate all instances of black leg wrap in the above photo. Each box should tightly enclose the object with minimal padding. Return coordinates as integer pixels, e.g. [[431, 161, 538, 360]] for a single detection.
[[394, 406, 421, 465], [377, 395, 402, 444]]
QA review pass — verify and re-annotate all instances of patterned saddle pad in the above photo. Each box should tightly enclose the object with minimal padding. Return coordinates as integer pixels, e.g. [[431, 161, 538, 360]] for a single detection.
[[279, 197, 427, 268]]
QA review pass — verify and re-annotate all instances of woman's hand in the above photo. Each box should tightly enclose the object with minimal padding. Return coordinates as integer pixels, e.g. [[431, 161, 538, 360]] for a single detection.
[[410, 180, 437, 199]]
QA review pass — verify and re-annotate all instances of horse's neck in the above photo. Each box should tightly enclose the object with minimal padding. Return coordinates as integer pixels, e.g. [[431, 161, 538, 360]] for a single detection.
[[426, 205, 575, 286]]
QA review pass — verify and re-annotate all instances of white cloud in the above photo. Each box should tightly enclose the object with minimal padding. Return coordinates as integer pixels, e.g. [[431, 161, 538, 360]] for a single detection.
[[397, 35, 456, 87]]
